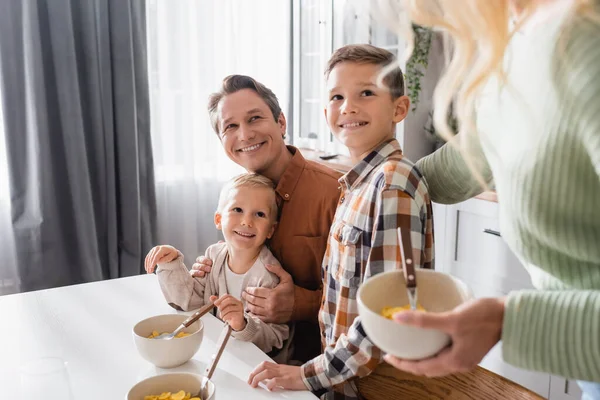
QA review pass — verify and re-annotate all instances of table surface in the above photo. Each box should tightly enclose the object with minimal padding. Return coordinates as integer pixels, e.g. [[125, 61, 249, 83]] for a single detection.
[[0, 274, 317, 399]]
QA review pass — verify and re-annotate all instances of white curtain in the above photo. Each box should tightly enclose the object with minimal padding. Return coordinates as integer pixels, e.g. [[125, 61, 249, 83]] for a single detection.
[[0, 82, 20, 295], [147, 0, 292, 261]]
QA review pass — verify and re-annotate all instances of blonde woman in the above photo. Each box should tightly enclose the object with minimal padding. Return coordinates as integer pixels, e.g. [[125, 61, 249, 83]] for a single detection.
[[381, 0, 600, 397]]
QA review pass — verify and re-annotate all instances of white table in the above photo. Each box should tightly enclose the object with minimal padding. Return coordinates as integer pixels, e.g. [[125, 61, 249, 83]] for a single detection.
[[0, 275, 317, 399]]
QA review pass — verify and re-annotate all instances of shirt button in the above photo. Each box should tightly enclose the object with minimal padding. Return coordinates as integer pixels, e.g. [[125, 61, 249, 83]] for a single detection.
[[340, 196, 345, 204], [284, 193, 289, 199]]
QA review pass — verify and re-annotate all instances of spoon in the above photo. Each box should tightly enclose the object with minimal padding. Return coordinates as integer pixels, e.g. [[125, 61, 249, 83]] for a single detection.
[[154, 302, 215, 340], [398, 227, 418, 310], [196, 322, 233, 399]]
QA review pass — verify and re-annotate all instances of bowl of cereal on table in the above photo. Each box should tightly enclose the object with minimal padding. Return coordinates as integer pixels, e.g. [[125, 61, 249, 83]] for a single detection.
[[126, 372, 215, 400], [357, 268, 472, 360], [133, 314, 204, 368]]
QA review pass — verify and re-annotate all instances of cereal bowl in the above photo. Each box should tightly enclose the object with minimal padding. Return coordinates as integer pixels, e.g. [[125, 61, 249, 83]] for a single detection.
[[133, 314, 204, 368], [357, 269, 472, 360], [126, 372, 215, 400]]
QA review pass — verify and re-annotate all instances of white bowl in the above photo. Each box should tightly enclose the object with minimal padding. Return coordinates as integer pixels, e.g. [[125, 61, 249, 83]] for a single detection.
[[133, 314, 204, 368], [358, 269, 472, 360], [126, 372, 215, 400]]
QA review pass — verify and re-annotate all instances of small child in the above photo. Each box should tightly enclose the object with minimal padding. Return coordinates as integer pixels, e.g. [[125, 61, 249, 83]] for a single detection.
[[248, 44, 434, 399], [145, 173, 291, 363]]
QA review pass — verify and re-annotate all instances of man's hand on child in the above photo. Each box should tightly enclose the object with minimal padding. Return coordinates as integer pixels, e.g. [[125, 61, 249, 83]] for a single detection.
[[191, 255, 213, 277], [242, 263, 295, 324], [144, 245, 179, 274], [248, 361, 307, 391], [210, 294, 247, 332]]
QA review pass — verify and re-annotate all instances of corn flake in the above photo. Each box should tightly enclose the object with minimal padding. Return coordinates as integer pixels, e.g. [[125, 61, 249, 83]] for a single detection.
[[145, 390, 201, 400], [381, 304, 425, 319]]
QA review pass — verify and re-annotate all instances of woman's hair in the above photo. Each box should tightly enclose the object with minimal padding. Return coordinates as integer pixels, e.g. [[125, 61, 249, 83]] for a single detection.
[[380, 0, 598, 184]]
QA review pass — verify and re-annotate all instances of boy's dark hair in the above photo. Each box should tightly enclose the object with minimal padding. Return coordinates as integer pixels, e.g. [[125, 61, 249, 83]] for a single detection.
[[324, 44, 405, 99], [207, 75, 283, 136]]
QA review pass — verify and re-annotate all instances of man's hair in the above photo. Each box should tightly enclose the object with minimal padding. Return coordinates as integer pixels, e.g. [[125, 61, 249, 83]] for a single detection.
[[207, 75, 283, 135], [217, 173, 279, 221], [324, 44, 405, 99]]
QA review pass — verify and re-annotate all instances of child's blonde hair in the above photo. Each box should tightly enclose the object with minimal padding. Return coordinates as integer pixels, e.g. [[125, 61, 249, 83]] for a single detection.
[[217, 173, 279, 221]]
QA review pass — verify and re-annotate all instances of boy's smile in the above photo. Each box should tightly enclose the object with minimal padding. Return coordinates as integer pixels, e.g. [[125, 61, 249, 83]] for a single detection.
[[325, 62, 409, 162], [215, 186, 277, 251]]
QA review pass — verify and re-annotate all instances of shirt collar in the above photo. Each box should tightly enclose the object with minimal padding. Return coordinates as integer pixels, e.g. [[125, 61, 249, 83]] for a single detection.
[[275, 146, 305, 202], [340, 138, 403, 190]]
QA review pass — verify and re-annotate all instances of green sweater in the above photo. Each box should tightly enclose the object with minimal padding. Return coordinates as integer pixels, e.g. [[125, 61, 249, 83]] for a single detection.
[[417, 7, 600, 382]]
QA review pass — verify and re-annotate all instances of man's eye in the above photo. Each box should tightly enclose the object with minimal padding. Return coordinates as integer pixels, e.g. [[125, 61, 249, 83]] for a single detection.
[[256, 211, 266, 218], [249, 116, 261, 122], [232, 207, 242, 213], [330, 94, 343, 101], [361, 90, 374, 96], [224, 123, 237, 131]]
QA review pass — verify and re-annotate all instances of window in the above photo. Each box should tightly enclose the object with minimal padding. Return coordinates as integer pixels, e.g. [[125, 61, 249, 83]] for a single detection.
[[292, 0, 407, 154]]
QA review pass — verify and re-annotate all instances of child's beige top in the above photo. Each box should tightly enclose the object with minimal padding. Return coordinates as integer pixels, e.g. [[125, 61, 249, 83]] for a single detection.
[[157, 242, 292, 362]]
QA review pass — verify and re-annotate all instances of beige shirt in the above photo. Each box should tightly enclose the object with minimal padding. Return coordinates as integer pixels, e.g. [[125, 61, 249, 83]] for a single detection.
[[157, 242, 292, 363]]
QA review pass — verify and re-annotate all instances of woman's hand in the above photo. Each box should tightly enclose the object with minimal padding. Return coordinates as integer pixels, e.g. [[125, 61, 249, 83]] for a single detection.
[[384, 297, 506, 377], [248, 361, 307, 391]]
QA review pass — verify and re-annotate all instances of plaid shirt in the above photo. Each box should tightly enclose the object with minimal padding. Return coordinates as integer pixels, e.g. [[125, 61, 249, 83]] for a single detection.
[[300, 139, 434, 399]]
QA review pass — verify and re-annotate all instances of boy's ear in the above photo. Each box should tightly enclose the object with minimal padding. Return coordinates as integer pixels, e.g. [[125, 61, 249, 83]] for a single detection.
[[323, 107, 328, 121], [214, 212, 222, 230], [266, 221, 277, 239], [393, 95, 411, 123]]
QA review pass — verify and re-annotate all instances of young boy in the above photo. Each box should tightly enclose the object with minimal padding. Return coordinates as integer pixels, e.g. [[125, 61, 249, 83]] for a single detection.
[[144, 173, 292, 363], [248, 44, 434, 399]]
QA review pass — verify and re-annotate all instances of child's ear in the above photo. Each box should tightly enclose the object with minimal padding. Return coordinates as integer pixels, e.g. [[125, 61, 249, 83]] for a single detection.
[[393, 95, 410, 123], [266, 221, 277, 239], [214, 212, 222, 230]]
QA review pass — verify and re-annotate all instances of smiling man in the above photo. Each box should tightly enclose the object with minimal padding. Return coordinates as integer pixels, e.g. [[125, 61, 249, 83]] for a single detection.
[[201, 75, 341, 363]]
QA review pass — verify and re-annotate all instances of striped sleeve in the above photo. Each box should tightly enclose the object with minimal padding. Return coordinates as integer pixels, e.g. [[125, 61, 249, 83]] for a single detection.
[[416, 133, 493, 205], [502, 13, 600, 382]]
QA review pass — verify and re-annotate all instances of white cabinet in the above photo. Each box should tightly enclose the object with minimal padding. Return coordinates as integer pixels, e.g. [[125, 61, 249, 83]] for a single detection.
[[550, 376, 583, 400], [433, 199, 586, 400]]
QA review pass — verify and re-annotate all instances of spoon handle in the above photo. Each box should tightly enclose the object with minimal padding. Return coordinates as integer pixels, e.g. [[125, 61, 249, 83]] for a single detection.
[[205, 323, 233, 379], [182, 302, 215, 328], [398, 227, 416, 289]]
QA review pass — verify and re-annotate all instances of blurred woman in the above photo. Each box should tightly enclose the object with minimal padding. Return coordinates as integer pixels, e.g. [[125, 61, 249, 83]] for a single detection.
[[383, 1, 600, 398]]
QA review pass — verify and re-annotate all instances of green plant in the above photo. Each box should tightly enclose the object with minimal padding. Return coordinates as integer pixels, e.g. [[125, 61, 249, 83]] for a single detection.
[[424, 108, 459, 147], [405, 24, 432, 112]]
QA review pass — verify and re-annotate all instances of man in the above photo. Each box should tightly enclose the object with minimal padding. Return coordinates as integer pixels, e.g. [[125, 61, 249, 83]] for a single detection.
[[193, 74, 341, 362]]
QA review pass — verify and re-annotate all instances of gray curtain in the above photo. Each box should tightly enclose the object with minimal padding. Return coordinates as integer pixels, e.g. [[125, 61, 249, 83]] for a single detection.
[[0, 0, 155, 292]]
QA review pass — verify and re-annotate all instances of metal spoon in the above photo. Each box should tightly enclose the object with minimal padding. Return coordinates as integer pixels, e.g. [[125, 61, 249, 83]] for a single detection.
[[398, 227, 418, 310], [195, 322, 233, 399], [154, 302, 215, 340]]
